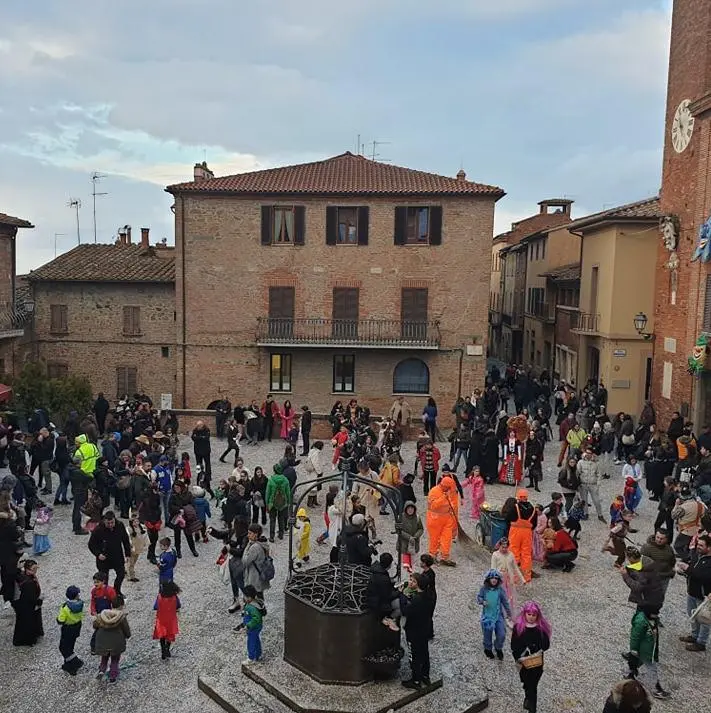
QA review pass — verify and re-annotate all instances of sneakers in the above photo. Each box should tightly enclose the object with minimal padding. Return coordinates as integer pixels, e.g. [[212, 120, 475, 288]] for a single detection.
[[228, 599, 241, 614], [685, 642, 706, 652], [653, 686, 671, 700], [96, 669, 106, 680], [382, 617, 400, 632]]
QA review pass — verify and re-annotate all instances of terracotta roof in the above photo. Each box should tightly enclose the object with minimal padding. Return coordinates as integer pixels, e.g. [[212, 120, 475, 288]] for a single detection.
[[566, 197, 661, 232], [540, 263, 581, 281], [27, 244, 175, 283], [166, 151, 505, 198], [0, 212, 34, 228], [494, 212, 572, 246]]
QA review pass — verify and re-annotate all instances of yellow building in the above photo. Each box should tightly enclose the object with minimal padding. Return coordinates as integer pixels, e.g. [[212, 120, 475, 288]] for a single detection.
[[568, 198, 661, 417]]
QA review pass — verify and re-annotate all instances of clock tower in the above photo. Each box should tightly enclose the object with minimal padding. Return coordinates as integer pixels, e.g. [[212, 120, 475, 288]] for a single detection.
[[653, 0, 711, 426]]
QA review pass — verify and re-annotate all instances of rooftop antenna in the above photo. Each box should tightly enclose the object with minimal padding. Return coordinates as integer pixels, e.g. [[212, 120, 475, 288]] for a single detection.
[[67, 198, 81, 244], [90, 172, 108, 243], [370, 140, 391, 162]]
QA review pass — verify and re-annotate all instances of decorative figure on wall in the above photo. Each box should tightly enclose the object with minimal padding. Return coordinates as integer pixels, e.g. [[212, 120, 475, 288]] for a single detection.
[[687, 334, 709, 375], [660, 215, 679, 252], [692, 215, 711, 263]]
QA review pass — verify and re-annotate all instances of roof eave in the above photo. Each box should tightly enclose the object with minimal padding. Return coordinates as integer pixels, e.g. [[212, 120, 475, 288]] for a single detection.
[[567, 215, 661, 234], [165, 187, 506, 200], [27, 276, 175, 284]]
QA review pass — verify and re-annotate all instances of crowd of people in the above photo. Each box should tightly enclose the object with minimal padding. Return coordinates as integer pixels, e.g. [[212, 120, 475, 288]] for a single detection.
[[1, 372, 710, 709]]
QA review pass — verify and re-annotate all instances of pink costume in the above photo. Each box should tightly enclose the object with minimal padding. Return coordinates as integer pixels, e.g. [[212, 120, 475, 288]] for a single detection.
[[490, 548, 525, 612], [279, 406, 295, 439], [532, 511, 548, 562], [463, 474, 486, 520]]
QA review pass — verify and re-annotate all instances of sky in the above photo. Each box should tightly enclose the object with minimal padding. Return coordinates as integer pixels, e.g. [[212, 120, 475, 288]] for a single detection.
[[1, 0, 673, 273]]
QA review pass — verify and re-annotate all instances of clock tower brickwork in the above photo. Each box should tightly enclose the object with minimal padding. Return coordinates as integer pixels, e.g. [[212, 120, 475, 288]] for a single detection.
[[653, 0, 711, 427]]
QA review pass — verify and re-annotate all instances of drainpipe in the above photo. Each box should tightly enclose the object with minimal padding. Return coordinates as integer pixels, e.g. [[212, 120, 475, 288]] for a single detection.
[[180, 196, 187, 409]]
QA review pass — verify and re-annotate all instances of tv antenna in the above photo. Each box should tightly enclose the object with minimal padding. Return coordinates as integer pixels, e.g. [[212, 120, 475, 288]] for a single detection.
[[91, 172, 108, 243], [67, 198, 81, 244], [370, 140, 391, 162]]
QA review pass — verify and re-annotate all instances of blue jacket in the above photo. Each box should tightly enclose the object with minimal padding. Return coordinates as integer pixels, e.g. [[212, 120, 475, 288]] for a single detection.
[[193, 496, 211, 523], [476, 570, 511, 626], [158, 548, 178, 581], [154, 465, 172, 494]]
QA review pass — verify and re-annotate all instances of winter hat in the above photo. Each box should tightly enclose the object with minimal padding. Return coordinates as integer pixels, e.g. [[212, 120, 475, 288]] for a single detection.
[[441, 464, 452, 472], [296, 508, 308, 518], [112, 432, 121, 441], [66, 585, 80, 599], [273, 463, 284, 475]]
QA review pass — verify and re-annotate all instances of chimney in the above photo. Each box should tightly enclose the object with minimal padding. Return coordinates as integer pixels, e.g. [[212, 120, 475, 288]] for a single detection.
[[456, 168, 466, 181], [126, 226, 132, 244], [140, 227, 150, 248], [193, 161, 214, 182]]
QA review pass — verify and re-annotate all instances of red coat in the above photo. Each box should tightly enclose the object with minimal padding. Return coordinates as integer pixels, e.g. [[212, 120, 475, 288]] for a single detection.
[[261, 401, 279, 418], [418, 446, 441, 472], [153, 594, 180, 642]]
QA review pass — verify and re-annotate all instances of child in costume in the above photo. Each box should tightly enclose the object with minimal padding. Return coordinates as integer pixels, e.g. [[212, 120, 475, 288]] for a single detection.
[[33, 502, 53, 555], [603, 509, 633, 567], [610, 495, 625, 526], [624, 477, 643, 515], [241, 584, 265, 664], [564, 495, 584, 540], [294, 508, 311, 567], [490, 538, 525, 612], [463, 467, 486, 520], [624, 605, 671, 700], [476, 569, 512, 660], [57, 585, 84, 675], [532, 505, 547, 563], [153, 580, 181, 660]]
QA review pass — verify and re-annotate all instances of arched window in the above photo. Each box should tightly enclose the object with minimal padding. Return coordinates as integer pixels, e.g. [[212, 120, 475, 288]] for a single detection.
[[393, 358, 429, 394]]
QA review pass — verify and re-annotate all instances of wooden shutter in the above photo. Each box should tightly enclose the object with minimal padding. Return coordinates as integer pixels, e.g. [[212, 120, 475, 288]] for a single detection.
[[50, 304, 68, 333], [394, 207, 407, 245], [294, 206, 305, 245], [123, 306, 140, 335], [261, 206, 272, 245], [357, 207, 369, 246], [704, 275, 711, 331], [402, 288, 428, 322], [268, 287, 295, 319], [429, 206, 442, 245], [333, 288, 359, 321], [326, 207, 338, 245], [117, 366, 138, 397]]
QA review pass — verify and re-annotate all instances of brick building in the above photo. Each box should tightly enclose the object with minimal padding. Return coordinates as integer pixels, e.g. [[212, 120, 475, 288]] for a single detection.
[[0, 211, 34, 379], [166, 152, 504, 416], [652, 0, 711, 428], [26, 229, 177, 400]]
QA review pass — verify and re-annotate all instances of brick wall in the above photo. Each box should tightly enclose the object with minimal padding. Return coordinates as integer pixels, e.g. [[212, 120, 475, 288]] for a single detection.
[[654, 0, 711, 427], [174, 194, 495, 415], [0, 228, 13, 311], [29, 281, 176, 400]]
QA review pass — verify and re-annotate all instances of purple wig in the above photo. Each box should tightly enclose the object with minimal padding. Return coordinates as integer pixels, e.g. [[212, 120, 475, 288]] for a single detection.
[[513, 600, 552, 638]]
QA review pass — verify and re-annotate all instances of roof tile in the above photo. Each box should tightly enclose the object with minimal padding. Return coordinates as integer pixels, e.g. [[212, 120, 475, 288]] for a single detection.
[[166, 151, 505, 198], [566, 197, 661, 231], [0, 212, 34, 228], [495, 212, 572, 246], [27, 243, 175, 283], [540, 263, 581, 281]]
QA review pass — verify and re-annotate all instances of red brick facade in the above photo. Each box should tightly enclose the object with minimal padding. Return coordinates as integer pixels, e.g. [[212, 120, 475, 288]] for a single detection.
[[653, 0, 711, 427]]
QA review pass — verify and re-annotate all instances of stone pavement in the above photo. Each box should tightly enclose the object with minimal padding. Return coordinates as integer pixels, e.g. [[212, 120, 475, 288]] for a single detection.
[[1, 435, 709, 713]]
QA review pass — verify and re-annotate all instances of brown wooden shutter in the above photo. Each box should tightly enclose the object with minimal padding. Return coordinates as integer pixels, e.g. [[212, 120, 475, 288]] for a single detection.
[[332, 288, 359, 321], [401, 288, 428, 340], [293, 206, 305, 245], [326, 207, 338, 245], [268, 287, 295, 319], [703, 275, 711, 331], [357, 207, 369, 245], [429, 206, 442, 245], [394, 207, 407, 245], [261, 206, 272, 245]]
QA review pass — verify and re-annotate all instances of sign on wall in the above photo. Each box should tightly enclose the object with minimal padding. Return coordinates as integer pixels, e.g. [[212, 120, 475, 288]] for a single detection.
[[160, 393, 173, 411]]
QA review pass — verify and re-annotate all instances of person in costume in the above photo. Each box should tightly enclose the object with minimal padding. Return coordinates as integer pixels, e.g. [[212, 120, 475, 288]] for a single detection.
[[426, 475, 459, 566], [490, 536, 525, 612], [499, 431, 524, 486], [505, 489, 538, 582], [476, 569, 512, 660]]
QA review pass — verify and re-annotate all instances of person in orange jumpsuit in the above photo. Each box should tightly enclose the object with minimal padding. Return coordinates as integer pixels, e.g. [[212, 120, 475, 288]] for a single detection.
[[505, 489, 538, 583], [426, 475, 459, 567]]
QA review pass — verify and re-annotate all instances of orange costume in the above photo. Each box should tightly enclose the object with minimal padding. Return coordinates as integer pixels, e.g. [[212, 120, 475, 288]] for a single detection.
[[426, 475, 459, 562], [506, 489, 536, 582]]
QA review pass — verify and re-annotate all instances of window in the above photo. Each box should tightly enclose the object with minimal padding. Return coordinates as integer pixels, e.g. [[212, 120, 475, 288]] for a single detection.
[[333, 355, 355, 392], [326, 206, 369, 245], [332, 287, 359, 339], [50, 304, 68, 333], [338, 207, 358, 244], [161, 346, 170, 358], [270, 353, 292, 392], [116, 366, 137, 396], [393, 358, 429, 394], [702, 275, 711, 331], [542, 237, 547, 260], [47, 362, 68, 379], [401, 287, 428, 340], [394, 206, 442, 245], [261, 206, 305, 245], [268, 286, 295, 338], [123, 306, 141, 336]]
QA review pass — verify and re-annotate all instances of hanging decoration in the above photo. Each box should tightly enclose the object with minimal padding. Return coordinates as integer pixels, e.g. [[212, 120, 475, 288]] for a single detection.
[[660, 215, 679, 252], [692, 215, 711, 263], [687, 334, 710, 375]]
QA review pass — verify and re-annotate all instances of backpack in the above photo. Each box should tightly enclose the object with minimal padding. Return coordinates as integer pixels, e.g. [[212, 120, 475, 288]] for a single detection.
[[272, 482, 287, 510], [255, 551, 276, 584]]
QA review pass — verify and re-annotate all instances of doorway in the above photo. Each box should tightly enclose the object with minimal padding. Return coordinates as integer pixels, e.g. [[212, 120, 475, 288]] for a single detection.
[[644, 357, 653, 402], [588, 345, 600, 383]]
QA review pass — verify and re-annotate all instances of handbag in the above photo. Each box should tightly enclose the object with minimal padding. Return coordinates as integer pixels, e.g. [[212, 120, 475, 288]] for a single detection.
[[518, 647, 544, 669], [218, 558, 231, 586], [622, 434, 635, 446], [690, 598, 711, 626]]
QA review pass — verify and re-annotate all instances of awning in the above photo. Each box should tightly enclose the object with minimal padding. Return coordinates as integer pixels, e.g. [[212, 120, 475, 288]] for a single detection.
[[0, 384, 12, 403]]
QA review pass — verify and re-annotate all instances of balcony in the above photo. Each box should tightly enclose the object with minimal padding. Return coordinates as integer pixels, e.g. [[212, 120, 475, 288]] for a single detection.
[[0, 303, 31, 340], [256, 318, 441, 349], [572, 312, 600, 333], [490, 310, 502, 327]]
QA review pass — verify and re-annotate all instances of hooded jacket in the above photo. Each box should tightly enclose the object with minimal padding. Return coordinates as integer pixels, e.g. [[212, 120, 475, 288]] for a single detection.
[[265, 471, 291, 511], [476, 569, 511, 625], [397, 502, 424, 554], [621, 557, 665, 609], [57, 599, 84, 626], [602, 681, 651, 713], [75, 435, 100, 476], [92, 609, 131, 655], [365, 561, 398, 617]]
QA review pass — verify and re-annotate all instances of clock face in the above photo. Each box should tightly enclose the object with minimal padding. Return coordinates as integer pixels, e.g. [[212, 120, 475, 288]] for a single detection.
[[671, 99, 694, 153]]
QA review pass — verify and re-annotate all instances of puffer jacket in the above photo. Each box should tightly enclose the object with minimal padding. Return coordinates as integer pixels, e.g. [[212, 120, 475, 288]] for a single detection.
[[576, 457, 600, 486], [621, 557, 665, 609], [92, 609, 131, 655], [602, 681, 651, 713]]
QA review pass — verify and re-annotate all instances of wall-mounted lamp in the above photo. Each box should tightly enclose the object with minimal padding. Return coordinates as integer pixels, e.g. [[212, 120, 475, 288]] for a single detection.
[[633, 312, 653, 340]]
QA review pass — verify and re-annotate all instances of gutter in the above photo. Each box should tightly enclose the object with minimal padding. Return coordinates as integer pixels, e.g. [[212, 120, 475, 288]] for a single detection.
[[180, 196, 187, 408]]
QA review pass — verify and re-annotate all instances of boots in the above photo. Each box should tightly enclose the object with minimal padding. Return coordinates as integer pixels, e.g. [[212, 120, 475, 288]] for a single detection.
[[306, 493, 318, 508], [160, 639, 172, 660]]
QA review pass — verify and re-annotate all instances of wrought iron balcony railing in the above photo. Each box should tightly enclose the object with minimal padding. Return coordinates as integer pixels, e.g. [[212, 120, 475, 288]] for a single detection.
[[572, 312, 600, 333]]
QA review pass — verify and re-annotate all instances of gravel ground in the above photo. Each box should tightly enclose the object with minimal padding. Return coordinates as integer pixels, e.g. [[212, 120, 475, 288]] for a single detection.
[[1, 435, 709, 713]]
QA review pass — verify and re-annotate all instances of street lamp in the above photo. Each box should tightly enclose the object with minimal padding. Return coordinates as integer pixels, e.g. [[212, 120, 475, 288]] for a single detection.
[[633, 312, 652, 340]]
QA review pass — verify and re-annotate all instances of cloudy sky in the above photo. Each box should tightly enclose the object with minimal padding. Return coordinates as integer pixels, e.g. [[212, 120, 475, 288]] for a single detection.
[[1, 0, 672, 273]]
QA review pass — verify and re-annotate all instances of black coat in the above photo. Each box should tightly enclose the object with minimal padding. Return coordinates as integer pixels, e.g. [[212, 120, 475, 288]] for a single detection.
[[366, 562, 397, 617], [342, 526, 373, 566], [191, 427, 211, 456], [401, 591, 432, 642], [301, 410, 312, 433], [88, 521, 131, 568], [68, 466, 91, 499]]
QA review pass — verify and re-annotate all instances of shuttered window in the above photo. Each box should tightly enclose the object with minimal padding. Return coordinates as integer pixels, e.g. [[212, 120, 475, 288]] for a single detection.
[[332, 288, 359, 338], [703, 275, 711, 332], [47, 362, 68, 379], [50, 304, 68, 333], [268, 287, 295, 338], [401, 288, 428, 340], [123, 306, 141, 335], [260, 206, 305, 245], [394, 206, 442, 245], [326, 207, 369, 245], [117, 366, 138, 397]]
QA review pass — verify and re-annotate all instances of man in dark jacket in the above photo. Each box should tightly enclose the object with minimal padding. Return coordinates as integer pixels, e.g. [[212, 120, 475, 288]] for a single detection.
[[68, 457, 91, 535], [342, 514, 374, 566], [300, 405, 312, 456], [191, 420, 212, 478], [92, 393, 110, 435], [640, 530, 676, 597], [366, 552, 399, 623], [400, 572, 433, 688], [678, 534, 711, 652], [620, 547, 666, 612], [87, 511, 131, 594]]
